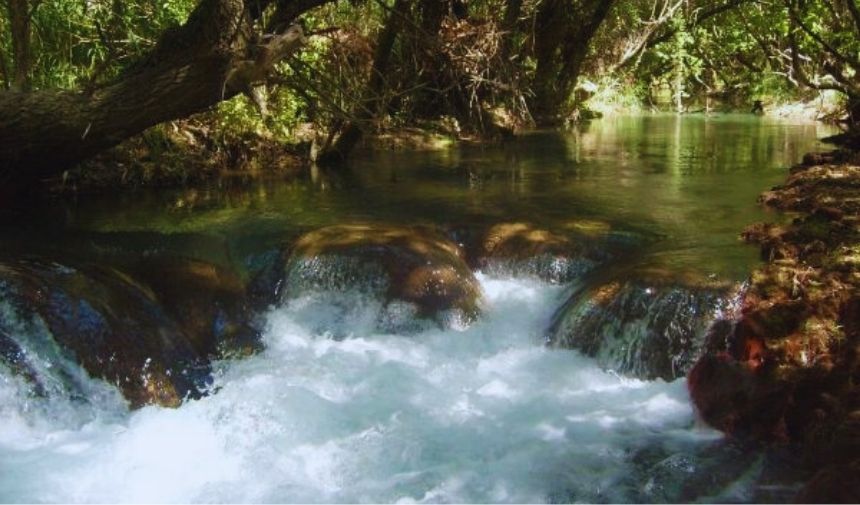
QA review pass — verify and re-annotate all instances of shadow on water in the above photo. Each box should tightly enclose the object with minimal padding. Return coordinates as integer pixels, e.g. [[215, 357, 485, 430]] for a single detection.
[[1, 114, 832, 281]]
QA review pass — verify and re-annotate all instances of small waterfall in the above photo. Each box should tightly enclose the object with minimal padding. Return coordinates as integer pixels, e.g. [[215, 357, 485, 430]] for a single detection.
[[281, 225, 484, 334], [0, 287, 129, 440], [548, 276, 742, 381], [478, 253, 597, 284], [0, 260, 214, 408], [0, 306, 96, 403]]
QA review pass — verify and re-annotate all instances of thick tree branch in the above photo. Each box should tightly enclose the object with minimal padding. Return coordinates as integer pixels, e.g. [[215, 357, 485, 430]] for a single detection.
[[613, 0, 685, 71], [0, 0, 333, 190], [787, 27, 853, 97]]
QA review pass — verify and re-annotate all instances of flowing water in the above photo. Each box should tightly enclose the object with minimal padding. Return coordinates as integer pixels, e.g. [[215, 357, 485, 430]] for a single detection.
[[0, 115, 838, 502]]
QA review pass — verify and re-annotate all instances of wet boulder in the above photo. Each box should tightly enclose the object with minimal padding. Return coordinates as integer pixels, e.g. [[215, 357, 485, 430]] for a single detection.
[[452, 220, 638, 283], [283, 224, 483, 330], [131, 257, 261, 359], [474, 222, 595, 283], [0, 260, 209, 408], [548, 270, 739, 380]]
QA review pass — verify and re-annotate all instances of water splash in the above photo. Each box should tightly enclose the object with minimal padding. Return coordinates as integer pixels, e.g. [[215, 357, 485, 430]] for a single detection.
[[0, 274, 776, 502], [549, 280, 739, 380]]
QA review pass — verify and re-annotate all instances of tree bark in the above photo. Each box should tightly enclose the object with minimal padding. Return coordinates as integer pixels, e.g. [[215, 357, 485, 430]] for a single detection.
[[317, 0, 411, 165], [0, 0, 330, 193], [500, 0, 523, 62], [530, 0, 615, 126], [420, 0, 449, 34], [5, 0, 32, 91]]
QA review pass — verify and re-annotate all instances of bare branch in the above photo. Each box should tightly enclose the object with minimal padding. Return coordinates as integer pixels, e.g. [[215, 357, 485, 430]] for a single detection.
[[645, 0, 757, 52], [787, 26, 852, 96]]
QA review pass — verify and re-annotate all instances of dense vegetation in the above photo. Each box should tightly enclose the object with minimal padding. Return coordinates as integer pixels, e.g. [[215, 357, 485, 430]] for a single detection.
[[0, 0, 858, 191]]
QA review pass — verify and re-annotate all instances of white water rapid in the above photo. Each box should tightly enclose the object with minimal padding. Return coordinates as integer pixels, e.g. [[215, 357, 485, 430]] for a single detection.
[[0, 273, 755, 503]]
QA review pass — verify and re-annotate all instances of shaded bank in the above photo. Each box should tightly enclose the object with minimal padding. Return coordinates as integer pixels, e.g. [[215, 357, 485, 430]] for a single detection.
[[688, 148, 860, 502]]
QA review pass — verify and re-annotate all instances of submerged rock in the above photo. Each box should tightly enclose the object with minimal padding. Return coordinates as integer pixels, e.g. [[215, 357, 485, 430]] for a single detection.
[[625, 441, 799, 503], [795, 460, 860, 503], [283, 224, 483, 331], [548, 270, 739, 380], [0, 260, 210, 408]]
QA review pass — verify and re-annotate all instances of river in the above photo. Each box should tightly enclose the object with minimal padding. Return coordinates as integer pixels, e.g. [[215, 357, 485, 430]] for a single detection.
[[0, 114, 837, 502]]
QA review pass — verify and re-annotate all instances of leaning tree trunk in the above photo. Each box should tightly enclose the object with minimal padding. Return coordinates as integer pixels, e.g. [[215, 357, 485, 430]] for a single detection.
[[0, 0, 329, 194], [530, 0, 615, 126]]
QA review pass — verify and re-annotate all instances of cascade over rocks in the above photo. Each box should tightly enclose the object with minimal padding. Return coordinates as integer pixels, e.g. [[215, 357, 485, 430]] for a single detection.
[[283, 224, 483, 331], [0, 326, 45, 397], [548, 268, 739, 381], [0, 260, 210, 407], [0, 255, 265, 408]]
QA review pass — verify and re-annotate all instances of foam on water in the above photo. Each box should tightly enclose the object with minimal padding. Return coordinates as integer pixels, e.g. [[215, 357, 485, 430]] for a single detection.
[[0, 274, 742, 503]]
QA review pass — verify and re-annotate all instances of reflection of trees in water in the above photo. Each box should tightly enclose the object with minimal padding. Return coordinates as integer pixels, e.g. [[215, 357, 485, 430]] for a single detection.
[[574, 115, 828, 175], [28, 116, 836, 280]]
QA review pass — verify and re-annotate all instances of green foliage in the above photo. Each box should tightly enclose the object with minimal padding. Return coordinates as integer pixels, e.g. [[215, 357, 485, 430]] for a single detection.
[[0, 0, 196, 90], [214, 96, 269, 139], [580, 76, 646, 115], [589, 0, 859, 117], [2, 0, 858, 175], [212, 87, 307, 142]]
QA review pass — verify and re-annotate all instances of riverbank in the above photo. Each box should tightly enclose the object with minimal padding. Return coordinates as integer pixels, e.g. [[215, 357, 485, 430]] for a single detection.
[[688, 146, 860, 502], [49, 117, 308, 193], [50, 109, 838, 195], [48, 117, 471, 194]]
